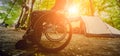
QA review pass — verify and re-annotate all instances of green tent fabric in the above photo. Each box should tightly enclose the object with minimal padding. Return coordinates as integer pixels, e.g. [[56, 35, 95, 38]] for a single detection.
[[80, 16, 120, 37]]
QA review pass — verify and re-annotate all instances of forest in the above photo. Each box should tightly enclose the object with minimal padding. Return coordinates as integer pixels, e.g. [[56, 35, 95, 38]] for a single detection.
[[0, 0, 120, 56], [0, 0, 120, 30]]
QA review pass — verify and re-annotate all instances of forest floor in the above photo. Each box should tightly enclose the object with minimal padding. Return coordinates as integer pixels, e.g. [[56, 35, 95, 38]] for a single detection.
[[0, 26, 120, 56]]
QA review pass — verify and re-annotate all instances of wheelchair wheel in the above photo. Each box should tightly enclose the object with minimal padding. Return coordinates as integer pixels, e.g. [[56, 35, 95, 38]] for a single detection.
[[33, 12, 72, 52], [44, 21, 67, 42]]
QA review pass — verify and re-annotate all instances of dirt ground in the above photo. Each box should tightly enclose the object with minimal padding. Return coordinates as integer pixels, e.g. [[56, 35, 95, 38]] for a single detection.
[[0, 27, 120, 56]]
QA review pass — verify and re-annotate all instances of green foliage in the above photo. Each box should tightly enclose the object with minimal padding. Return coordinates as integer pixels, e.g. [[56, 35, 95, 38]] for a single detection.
[[34, 0, 55, 10], [94, 0, 120, 30], [0, 0, 22, 26]]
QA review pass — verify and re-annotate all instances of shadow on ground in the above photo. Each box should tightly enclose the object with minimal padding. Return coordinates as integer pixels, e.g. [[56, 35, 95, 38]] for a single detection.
[[0, 27, 120, 56]]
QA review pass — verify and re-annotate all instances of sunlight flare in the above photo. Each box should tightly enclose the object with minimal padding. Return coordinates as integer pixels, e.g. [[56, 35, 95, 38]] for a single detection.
[[68, 6, 78, 15], [66, 5, 79, 18]]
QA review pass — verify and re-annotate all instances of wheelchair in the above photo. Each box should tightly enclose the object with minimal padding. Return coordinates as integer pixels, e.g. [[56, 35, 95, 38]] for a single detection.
[[15, 10, 72, 52]]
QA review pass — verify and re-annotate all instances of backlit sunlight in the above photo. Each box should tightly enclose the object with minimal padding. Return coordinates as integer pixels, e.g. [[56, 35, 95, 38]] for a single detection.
[[68, 6, 78, 15], [66, 5, 79, 18]]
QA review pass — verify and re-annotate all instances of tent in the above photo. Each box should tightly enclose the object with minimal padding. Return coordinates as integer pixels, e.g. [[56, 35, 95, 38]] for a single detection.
[[79, 16, 120, 37]]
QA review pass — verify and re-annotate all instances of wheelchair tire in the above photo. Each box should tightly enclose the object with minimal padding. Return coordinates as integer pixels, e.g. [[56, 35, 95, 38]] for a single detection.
[[32, 12, 72, 52]]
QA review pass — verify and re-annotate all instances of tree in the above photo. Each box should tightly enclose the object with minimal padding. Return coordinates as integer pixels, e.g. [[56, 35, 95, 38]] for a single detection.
[[0, 0, 22, 27], [94, 0, 120, 30]]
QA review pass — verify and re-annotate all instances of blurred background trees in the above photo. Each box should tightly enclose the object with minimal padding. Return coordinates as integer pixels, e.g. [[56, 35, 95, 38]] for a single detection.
[[0, 0, 120, 30], [94, 0, 120, 30], [0, 0, 22, 26]]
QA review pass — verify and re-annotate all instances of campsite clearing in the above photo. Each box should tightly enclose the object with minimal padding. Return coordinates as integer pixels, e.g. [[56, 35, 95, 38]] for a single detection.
[[0, 27, 120, 56]]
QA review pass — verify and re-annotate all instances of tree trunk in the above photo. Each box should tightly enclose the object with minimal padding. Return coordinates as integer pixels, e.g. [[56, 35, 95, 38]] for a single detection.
[[89, 0, 94, 16]]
